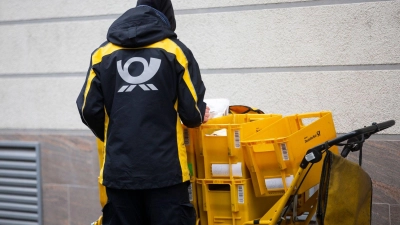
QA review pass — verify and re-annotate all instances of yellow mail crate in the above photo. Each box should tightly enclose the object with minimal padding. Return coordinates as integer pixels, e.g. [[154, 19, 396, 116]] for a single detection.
[[241, 111, 339, 197], [196, 178, 280, 225], [196, 114, 282, 179]]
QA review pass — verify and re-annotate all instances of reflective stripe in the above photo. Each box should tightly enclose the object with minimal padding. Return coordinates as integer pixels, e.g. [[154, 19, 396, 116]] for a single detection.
[[175, 101, 190, 182], [81, 69, 97, 126], [99, 108, 109, 186], [92, 44, 124, 65], [80, 43, 124, 131], [96, 138, 107, 207]]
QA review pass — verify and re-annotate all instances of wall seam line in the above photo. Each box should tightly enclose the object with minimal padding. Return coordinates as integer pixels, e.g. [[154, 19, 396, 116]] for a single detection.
[[1, 129, 399, 140], [1, 64, 400, 78], [0, 0, 392, 26]]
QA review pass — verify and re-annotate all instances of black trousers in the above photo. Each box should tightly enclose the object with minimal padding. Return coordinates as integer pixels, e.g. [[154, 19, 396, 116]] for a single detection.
[[103, 182, 196, 225]]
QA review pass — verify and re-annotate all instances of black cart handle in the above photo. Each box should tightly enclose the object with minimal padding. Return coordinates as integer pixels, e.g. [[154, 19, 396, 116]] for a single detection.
[[300, 120, 395, 169]]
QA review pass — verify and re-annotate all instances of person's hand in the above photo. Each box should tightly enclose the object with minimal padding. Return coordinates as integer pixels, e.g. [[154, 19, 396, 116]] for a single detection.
[[203, 106, 211, 123]]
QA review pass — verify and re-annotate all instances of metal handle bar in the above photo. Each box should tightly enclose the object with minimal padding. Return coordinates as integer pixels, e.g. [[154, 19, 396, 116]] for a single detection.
[[300, 120, 395, 169]]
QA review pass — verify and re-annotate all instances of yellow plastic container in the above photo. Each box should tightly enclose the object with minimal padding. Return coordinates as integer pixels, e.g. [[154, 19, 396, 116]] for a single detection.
[[241, 111, 339, 197], [196, 178, 281, 225], [197, 114, 282, 179]]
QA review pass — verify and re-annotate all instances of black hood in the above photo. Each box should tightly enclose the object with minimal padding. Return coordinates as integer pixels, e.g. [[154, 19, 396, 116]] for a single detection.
[[107, 6, 176, 48], [137, 0, 176, 31]]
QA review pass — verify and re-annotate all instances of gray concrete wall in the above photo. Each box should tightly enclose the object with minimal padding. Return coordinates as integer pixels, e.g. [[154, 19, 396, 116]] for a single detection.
[[0, 0, 399, 133]]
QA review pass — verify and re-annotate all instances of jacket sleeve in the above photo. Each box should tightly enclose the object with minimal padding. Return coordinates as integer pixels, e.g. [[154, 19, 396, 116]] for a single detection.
[[76, 59, 105, 141], [177, 48, 206, 128]]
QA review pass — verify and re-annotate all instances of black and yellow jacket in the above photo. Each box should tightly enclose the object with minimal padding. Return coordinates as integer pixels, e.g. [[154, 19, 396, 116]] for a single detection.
[[76, 6, 206, 190]]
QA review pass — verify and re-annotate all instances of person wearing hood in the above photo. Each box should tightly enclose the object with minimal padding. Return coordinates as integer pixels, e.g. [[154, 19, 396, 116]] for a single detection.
[[76, 0, 209, 224]]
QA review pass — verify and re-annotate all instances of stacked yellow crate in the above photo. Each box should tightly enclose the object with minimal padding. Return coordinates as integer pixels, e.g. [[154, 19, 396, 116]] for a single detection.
[[238, 111, 340, 224], [188, 114, 283, 225], [185, 111, 340, 225], [241, 112, 339, 198]]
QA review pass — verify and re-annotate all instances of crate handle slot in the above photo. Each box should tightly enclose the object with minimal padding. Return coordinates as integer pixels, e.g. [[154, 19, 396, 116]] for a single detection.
[[296, 112, 328, 128]]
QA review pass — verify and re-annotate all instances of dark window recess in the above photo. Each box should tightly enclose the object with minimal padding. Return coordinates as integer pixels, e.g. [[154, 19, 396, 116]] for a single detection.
[[0, 141, 42, 225]]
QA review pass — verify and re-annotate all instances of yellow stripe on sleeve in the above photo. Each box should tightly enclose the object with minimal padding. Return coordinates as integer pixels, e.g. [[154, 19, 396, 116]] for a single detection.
[[81, 43, 124, 117], [174, 100, 190, 182], [145, 39, 199, 105], [98, 108, 109, 185], [96, 138, 107, 207]]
